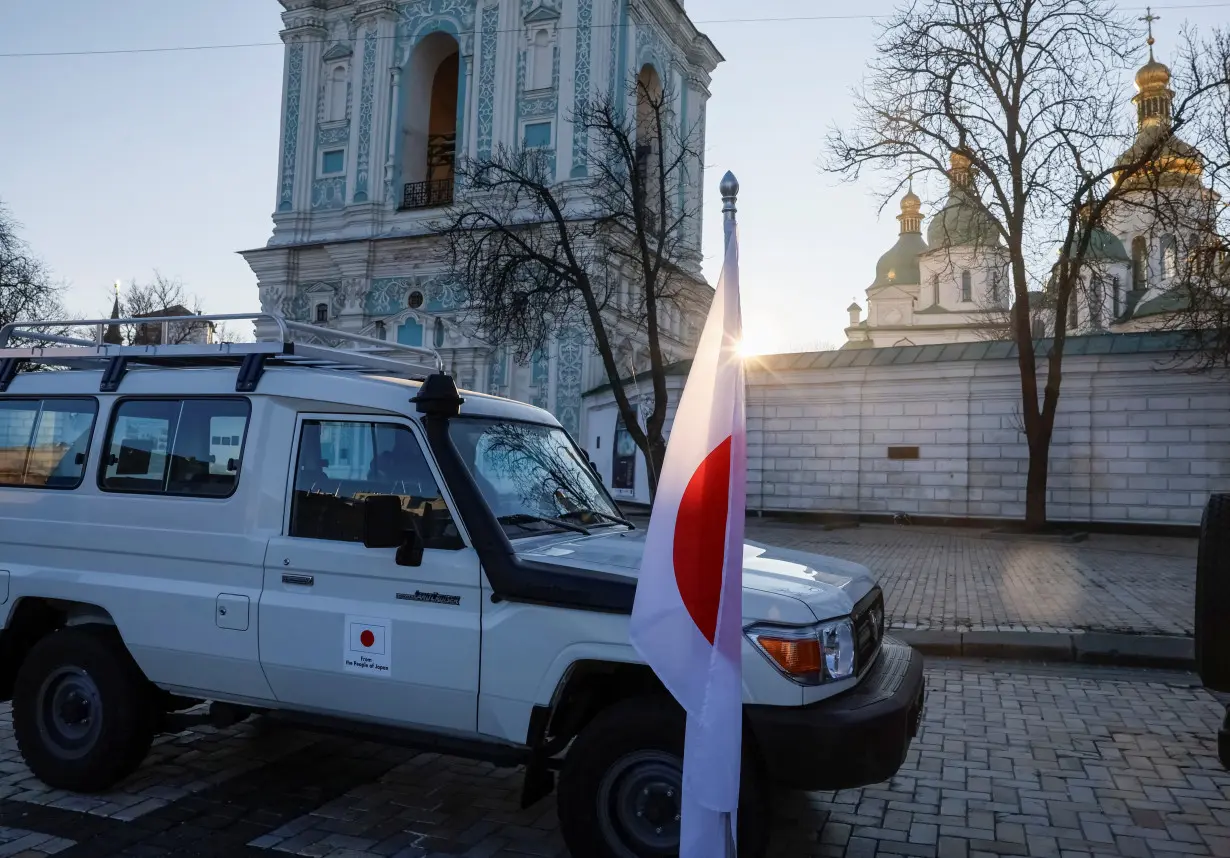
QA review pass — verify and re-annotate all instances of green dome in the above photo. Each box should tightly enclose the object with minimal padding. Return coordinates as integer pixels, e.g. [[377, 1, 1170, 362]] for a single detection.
[[927, 194, 1001, 248], [872, 233, 929, 287], [1085, 227, 1129, 263]]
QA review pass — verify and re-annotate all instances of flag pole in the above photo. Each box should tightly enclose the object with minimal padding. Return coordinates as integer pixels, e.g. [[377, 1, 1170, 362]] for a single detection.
[[719, 169, 739, 858], [721, 171, 739, 251]]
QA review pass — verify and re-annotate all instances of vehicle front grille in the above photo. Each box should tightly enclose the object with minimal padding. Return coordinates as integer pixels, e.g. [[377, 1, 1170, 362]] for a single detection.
[[852, 587, 885, 674]]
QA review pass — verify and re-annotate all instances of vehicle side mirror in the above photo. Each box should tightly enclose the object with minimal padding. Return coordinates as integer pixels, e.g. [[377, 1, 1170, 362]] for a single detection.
[[395, 525, 424, 568], [362, 494, 404, 549]]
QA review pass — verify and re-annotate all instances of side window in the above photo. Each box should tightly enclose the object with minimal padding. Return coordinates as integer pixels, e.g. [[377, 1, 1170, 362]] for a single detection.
[[101, 398, 250, 497], [0, 398, 98, 489], [289, 419, 462, 549]]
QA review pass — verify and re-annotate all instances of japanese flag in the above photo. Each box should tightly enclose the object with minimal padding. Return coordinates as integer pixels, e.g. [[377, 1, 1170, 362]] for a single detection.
[[629, 216, 746, 856]]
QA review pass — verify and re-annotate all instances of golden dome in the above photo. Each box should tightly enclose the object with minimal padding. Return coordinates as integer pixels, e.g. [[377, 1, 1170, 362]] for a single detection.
[[947, 150, 975, 190], [900, 189, 921, 216], [1115, 24, 1204, 186], [1135, 56, 1171, 90], [895, 184, 924, 235], [1132, 12, 1174, 128]]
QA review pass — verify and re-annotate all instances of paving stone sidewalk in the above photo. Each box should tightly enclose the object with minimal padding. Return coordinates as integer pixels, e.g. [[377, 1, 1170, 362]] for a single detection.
[[0, 660, 1225, 857], [744, 520, 1199, 636]]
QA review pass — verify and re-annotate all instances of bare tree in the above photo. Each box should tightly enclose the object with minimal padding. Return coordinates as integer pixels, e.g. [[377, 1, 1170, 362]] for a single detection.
[[435, 76, 705, 498], [827, 0, 1229, 529], [107, 272, 231, 345], [0, 200, 66, 338]]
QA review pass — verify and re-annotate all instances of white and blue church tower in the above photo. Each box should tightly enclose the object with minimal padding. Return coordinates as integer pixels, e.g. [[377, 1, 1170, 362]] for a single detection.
[[242, 0, 722, 443]]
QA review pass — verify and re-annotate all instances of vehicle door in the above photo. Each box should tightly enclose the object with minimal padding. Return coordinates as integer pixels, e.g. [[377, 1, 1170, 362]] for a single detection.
[[258, 413, 481, 732]]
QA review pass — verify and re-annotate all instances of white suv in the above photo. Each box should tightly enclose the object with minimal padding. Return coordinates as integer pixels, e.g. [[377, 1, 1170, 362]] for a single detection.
[[0, 314, 924, 858]]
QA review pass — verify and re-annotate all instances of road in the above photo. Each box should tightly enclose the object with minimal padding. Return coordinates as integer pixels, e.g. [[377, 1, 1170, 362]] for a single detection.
[[0, 658, 1225, 857], [743, 520, 1197, 635]]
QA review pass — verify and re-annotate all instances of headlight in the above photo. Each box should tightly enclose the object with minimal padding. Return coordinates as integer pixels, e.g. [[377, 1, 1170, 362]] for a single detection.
[[746, 616, 856, 685], [820, 618, 856, 680]]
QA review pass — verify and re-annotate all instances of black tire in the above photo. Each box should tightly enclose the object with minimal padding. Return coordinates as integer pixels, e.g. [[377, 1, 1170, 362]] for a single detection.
[[556, 695, 770, 858], [12, 626, 156, 792], [1196, 494, 1230, 692]]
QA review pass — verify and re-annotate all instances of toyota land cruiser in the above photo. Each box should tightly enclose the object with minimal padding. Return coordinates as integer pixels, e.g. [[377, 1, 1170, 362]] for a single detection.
[[0, 314, 924, 857]]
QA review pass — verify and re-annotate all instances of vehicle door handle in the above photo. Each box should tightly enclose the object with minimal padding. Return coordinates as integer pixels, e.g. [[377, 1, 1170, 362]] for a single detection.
[[281, 574, 314, 587]]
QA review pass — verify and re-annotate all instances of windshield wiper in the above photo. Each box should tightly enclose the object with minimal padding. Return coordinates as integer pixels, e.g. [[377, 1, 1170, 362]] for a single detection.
[[497, 513, 590, 535], [559, 509, 635, 529]]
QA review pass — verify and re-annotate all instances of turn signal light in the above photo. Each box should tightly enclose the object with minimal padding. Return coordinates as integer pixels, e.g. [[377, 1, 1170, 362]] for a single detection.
[[756, 635, 823, 676]]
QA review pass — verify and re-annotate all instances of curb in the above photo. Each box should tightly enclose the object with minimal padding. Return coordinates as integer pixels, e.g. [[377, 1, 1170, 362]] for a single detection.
[[893, 629, 1195, 671], [979, 529, 1089, 544]]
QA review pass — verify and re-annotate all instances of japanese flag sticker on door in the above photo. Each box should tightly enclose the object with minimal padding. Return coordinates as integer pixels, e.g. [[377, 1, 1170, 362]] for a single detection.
[[343, 615, 392, 676]]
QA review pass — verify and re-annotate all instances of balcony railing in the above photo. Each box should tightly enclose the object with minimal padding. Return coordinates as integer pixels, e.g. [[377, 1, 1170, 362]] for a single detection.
[[401, 178, 454, 210]]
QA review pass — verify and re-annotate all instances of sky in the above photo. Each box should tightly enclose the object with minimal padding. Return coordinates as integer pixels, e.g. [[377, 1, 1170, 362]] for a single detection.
[[0, 1, 1223, 354]]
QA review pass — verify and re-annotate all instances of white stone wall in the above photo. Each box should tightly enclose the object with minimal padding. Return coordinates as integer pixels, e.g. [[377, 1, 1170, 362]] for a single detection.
[[744, 349, 1230, 526]]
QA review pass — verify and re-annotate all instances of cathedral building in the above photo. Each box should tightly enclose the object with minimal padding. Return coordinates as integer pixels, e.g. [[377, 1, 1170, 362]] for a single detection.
[[241, 0, 721, 442], [843, 38, 1221, 349], [844, 155, 1010, 349]]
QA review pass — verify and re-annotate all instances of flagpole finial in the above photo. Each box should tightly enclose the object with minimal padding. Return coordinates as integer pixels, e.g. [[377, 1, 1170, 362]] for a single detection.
[[720, 171, 739, 223]]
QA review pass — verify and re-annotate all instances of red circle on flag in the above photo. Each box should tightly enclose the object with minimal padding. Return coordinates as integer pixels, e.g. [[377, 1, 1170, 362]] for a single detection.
[[672, 436, 732, 646], [360, 629, 375, 648]]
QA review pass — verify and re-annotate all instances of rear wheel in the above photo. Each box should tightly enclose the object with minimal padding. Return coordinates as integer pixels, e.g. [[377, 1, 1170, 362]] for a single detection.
[[13, 626, 156, 792], [556, 696, 769, 858]]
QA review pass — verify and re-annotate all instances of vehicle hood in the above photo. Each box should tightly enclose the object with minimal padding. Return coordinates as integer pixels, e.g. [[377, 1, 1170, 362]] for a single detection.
[[515, 527, 877, 625]]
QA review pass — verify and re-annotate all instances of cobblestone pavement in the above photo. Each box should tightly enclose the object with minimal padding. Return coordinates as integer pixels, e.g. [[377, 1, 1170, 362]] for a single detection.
[[0, 660, 1225, 857], [742, 520, 1198, 636]]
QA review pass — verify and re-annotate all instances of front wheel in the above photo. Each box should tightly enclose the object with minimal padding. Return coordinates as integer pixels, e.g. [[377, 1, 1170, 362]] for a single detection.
[[12, 626, 156, 792], [556, 696, 769, 858]]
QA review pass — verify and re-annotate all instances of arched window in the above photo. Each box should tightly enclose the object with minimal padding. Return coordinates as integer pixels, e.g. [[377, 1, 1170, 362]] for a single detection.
[[374, 321, 387, 341], [1088, 275, 1102, 329], [397, 32, 460, 207], [1132, 236, 1148, 291], [960, 270, 972, 303], [1161, 234, 1178, 279], [636, 65, 664, 217], [1111, 276, 1122, 318], [527, 29, 552, 91], [1187, 232, 1207, 277], [326, 65, 347, 122], [611, 415, 636, 492], [1031, 317, 1046, 339], [433, 318, 446, 348], [990, 270, 1004, 306], [931, 273, 940, 305], [315, 303, 328, 323], [1067, 292, 1079, 331]]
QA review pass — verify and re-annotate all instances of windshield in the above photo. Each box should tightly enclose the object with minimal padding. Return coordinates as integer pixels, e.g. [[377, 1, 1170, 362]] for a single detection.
[[447, 418, 624, 538]]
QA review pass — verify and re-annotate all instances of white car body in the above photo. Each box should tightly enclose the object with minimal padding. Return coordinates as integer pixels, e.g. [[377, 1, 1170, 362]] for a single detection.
[[0, 319, 924, 856]]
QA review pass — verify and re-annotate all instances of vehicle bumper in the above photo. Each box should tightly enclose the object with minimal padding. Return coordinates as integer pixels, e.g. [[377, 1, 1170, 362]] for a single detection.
[[744, 636, 925, 791]]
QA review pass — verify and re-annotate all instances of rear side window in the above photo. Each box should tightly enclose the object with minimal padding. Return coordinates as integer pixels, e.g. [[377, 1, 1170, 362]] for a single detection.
[[100, 398, 250, 497], [0, 398, 98, 489]]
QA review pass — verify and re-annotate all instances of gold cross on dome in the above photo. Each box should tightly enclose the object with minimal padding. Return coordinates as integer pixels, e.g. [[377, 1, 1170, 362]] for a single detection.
[[1140, 6, 1160, 47]]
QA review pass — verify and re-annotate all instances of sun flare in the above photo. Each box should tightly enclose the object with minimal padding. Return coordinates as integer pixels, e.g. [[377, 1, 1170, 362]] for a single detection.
[[736, 336, 765, 359]]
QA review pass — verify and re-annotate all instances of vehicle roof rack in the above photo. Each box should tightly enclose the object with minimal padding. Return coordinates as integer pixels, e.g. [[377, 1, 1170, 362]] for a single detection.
[[0, 313, 445, 393]]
